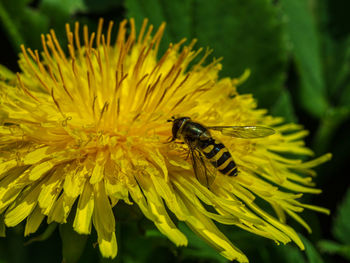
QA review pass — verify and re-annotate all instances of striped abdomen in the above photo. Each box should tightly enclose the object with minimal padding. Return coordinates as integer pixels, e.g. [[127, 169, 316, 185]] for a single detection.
[[198, 138, 238, 176]]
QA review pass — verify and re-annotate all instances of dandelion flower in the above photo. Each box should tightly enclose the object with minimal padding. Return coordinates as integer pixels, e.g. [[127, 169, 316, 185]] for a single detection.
[[0, 18, 331, 262]]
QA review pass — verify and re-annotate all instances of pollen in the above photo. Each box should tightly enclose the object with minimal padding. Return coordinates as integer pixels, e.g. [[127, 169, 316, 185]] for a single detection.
[[0, 18, 330, 262]]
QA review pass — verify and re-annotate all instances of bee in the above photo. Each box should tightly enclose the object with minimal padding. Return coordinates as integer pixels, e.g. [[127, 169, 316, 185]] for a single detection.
[[168, 116, 275, 186]]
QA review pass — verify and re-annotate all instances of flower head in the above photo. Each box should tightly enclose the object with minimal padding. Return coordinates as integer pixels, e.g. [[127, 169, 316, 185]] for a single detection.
[[0, 18, 330, 262]]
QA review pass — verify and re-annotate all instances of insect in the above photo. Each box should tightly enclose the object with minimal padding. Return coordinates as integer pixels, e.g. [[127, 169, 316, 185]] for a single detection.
[[168, 116, 275, 186]]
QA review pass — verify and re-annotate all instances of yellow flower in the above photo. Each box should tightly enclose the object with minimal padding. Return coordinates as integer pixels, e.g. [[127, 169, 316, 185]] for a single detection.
[[0, 18, 330, 262]]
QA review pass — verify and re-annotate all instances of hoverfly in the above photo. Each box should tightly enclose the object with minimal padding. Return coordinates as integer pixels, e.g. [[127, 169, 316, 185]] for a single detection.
[[168, 116, 275, 187]]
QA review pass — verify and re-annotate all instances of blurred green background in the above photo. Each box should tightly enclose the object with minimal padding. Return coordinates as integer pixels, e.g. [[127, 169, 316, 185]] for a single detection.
[[0, 0, 350, 262]]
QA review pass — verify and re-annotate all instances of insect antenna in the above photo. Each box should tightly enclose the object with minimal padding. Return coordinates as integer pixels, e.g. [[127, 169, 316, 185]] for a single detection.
[[167, 116, 175, 122]]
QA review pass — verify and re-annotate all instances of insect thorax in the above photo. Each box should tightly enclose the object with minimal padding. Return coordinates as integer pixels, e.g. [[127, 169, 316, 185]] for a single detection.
[[182, 121, 211, 142]]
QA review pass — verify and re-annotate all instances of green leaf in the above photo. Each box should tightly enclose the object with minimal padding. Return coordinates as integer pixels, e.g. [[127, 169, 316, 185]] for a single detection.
[[0, 0, 48, 51], [300, 235, 325, 263], [39, 0, 87, 49], [83, 0, 124, 13], [0, 1, 25, 50], [327, 0, 350, 39], [119, 218, 178, 263], [192, 0, 288, 109], [124, 0, 174, 54], [0, 0, 90, 53], [270, 89, 297, 122], [277, 245, 307, 263], [125, 0, 288, 109], [333, 188, 350, 244], [312, 107, 349, 154], [273, 236, 325, 263], [280, 0, 329, 118], [40, 0, 86, 16], [323, 36, 350, 107], [318, 240, 350, 260], [59, 222, 88, 263]]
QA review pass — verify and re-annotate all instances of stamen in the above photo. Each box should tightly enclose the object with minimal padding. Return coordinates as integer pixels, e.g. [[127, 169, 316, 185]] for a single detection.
[[96, 18, 104, 47], [152, 22, 166, 54], [98, 102, 109, 125], [34, 50, 47, 75], [170, 95, 187, 112], [50, 29, 67, 64], [57, 63, 73, 101], [115, 19, 127, 49], [106, 21, 114, 48], [83, 25, 90, 52], [74, 21, 81, 53], [101, 35, 110, 76], [89, 32, 96, 50], [92, 95, 97, 115], [137, 18, 148, 45], [50, 88, 63, 116], [41, 34, 53, 64], [46, 34, 63, 63], [20, 46, 50, 92], [16, 74, 40, 102]]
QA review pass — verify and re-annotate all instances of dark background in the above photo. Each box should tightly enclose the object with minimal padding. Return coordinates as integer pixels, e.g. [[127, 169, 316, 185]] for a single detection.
[[0, 0, 349, 262]]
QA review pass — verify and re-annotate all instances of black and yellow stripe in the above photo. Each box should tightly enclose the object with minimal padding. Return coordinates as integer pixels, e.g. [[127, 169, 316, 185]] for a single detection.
[[198, 138, 238, 177]]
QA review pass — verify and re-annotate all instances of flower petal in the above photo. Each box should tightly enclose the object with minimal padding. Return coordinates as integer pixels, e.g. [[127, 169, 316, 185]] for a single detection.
[[48, 194, 77, 224], [73, 181, 94, 234], [182, 195, 248, 263], [38, 167, 64, 215], [5, 182, 42, 227], [92, 181, 117, 258], [98, 231, 118, 259], [24, 205, 45, 236], [92, 181, 115, 238], [135, 171, 188, 246]]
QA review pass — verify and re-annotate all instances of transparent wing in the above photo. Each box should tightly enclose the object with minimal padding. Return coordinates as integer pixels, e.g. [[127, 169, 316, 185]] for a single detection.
[[185, 139, 216, 188], [207, 126, 275, 138]]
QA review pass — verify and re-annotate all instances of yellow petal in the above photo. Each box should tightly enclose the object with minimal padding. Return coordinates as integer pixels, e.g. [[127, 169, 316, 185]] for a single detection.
[[5, 182, 42, 227], [183, 197, 248, 263], [285, 210, 311, 234], [22, 146, 51, 165], [27, 160, 56, 181], [128, 182, 157, 222], [63, 163, 86, 198], [0, 182, 23, 211], [147, 148, 168, 181], [92, 181, 115, 238], [73, 182, 94, 234], [92, 181, 118, 258], [0, 159, 17, 179], [135, 172, 187, 246], [38, 167, 64, 215], [98, 231, 118, 258], [90, 151, 106, 184], [48, 194, 76, 224], [24, 205, 45, 236], [295, 153, 332, 169]]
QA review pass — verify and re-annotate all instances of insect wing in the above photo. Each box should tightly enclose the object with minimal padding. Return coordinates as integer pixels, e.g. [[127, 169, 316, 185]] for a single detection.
[[208, 126, 275, 138], [186, 139, 216, 187]]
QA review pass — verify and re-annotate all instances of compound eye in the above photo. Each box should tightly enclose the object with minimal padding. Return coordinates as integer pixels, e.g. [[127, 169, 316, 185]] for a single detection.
[[172, 120, 182, 138]]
